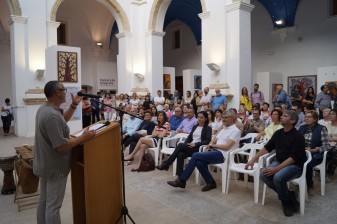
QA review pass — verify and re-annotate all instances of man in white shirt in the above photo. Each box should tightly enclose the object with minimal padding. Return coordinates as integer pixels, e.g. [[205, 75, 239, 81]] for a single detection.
[[200, 87, 212, 111], [167, 110, 241, 192], [154, 90, 165, 111]]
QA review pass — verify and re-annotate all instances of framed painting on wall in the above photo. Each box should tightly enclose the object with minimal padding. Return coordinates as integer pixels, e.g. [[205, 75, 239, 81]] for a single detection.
[[287, 75, 317, 96], [163, 74, 171, 90], [57, 51, 78, 82], [194, 75, 202, 90]]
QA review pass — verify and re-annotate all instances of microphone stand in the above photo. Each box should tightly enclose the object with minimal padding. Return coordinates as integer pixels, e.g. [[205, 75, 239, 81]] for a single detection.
[[89, 98, 166, 224]]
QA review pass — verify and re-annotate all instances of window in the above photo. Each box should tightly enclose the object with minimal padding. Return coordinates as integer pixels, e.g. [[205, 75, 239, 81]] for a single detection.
[[57, 22, 67, 45], [329, 0, 337, 17], [172, 30, 180, 49]]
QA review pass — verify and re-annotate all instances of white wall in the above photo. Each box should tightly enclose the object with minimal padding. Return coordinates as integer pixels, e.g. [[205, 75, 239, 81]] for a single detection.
[[97, 61, 118, 91], [317, 66, 337, 89], [163, 21, 201, 77]]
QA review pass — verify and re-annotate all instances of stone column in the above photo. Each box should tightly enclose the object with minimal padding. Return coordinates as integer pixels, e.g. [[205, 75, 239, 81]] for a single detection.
[[46, 20, 60, 47], [225, 0, 254, 108], [116, 32, 134, 94], [146, 31, 165, 95], [9, 15, 29, 136]]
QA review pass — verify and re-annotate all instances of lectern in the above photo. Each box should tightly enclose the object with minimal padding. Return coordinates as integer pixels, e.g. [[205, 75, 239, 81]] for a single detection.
[[71, 122, 122, 224]]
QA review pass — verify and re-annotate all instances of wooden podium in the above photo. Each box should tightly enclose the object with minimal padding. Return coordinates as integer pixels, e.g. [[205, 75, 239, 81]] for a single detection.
[[71, 122, 123, 224]]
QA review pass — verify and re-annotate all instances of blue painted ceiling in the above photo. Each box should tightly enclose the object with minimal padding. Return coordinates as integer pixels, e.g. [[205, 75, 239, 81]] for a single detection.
[[109, 0, 301, 47], [257, 0, 300, 29]]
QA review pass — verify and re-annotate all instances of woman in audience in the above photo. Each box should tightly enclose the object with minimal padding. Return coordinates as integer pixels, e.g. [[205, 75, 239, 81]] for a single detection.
[[1, 98, 13, 136], [260, 102, 271, 127], [142, 94, 153, 110], [255, 109, 283, 142], [240, 87, 252, 113], [103, 93, 113, 121], [302, 86, 316, 109], [156, 111, 212, 177], [298, 110, 329, 196], [213, 109, 223, 135], [324, 109, 337, 180], [124, 111, 171, 172], [130, 92, 140, 109], [185, 90, 193, 106], [191, 92, 198, 116], [207, 110, 215, 126], [163, 104, 172, 119], [151, 106, 158, 123]]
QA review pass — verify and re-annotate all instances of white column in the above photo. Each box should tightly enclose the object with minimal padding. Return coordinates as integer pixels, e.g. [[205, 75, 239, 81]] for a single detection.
[[146, 31, 165, 95], [9, 15, 29, 136], [46, 20, 60, 47], [225, 0, 255, 108], [116, 32, 134, 94]]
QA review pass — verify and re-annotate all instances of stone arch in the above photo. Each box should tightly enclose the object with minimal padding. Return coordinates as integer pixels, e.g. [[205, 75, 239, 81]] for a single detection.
[[7, 0, 22, 16], [148, 0, 206, 31], [50, 0, 130, 32]]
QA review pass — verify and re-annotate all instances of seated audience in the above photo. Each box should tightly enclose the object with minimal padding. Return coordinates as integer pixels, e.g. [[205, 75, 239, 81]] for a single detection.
[[156, 111, 212, 176], [291, 105, 305, 130], [255, 109, 283, 142], [213, 109, 223, 135], [176, 109, 198, 134], [122, 108, 142, 143], [123, 110, 156, 156], [124, 111, 170, 171], [298, 110, 329, 196], [169, 106, 184, 131], [166, 110, 241, 192], [242, 108, 265, 136], [246, 110, 306, 217], [228, 108, 244, 133], [318, 108, 331, 126]]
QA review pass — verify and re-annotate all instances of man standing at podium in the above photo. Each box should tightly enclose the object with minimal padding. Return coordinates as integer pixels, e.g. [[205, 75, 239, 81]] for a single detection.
[[34, 81, 96, 224]]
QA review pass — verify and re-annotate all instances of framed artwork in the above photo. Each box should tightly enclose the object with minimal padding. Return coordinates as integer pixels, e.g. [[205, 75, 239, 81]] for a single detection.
[[194, 75, 202, 90], [287, 75, 317, 96], [163, 74, 171, 90], [57, 51, 78, 82]]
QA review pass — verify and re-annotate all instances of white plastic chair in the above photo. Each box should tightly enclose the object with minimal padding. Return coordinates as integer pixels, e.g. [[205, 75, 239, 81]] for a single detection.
[[240, 133, 259, 144], [195, 146, 232, 193], [226, 143, 265, 203], [160, 133, 189, 176], [147, 138, 162, 166], [313, 151, 328, 196], [262, 150, 312, 215]]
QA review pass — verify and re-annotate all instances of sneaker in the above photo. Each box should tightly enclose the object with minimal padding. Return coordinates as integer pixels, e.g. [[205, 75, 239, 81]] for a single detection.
[[281, 200, 295, 217]]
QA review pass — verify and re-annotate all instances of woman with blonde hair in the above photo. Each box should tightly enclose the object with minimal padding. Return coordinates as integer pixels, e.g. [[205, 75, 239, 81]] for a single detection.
[[240, 87, 252, 113]]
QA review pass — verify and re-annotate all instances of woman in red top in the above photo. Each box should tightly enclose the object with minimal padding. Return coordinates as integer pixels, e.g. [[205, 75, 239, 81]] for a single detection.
[[124, 111, 170, 171]]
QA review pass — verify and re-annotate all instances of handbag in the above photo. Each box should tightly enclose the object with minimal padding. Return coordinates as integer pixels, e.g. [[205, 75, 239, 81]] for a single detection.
[[139, 152, 155, 172]]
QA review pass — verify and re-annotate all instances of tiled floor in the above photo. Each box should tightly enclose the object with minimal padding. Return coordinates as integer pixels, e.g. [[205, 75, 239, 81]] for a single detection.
[[0, 135, 337, 223]]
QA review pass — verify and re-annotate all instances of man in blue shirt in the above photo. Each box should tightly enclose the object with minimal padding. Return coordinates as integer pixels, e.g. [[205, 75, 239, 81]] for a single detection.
[[122, 108, 142, 144], [169, 107, 184, 130], [273, 84, 287, 107], [213, 88, 227, 110]]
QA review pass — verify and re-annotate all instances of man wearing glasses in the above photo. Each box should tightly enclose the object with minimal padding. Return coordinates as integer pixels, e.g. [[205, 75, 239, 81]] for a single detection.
[[33, 81, 96, 224], [167, 110, 241, 192], [169, 106, 184, 131]]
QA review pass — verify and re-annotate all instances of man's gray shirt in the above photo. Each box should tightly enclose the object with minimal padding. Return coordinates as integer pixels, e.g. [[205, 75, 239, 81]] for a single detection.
[[33, 103, 70, 179]]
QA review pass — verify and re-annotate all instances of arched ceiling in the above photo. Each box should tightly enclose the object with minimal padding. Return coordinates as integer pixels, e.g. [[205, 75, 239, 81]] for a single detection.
[[164, 0, 202, 45], [256, 0, 300, 29]]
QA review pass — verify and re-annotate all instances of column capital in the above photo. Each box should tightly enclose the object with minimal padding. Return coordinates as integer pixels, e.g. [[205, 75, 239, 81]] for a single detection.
[[225, 1, 254, 13], [198, 11, 210, 20], [131, 0, 147, 6], [147, 31, 166, 37], [116, 32, 132, 39], [8, 15, 27, 26], [47, 21, 61, 29]]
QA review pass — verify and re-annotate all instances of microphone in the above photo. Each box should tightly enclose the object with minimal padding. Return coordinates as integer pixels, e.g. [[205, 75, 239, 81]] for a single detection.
[[77, 91, 101, 99]]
